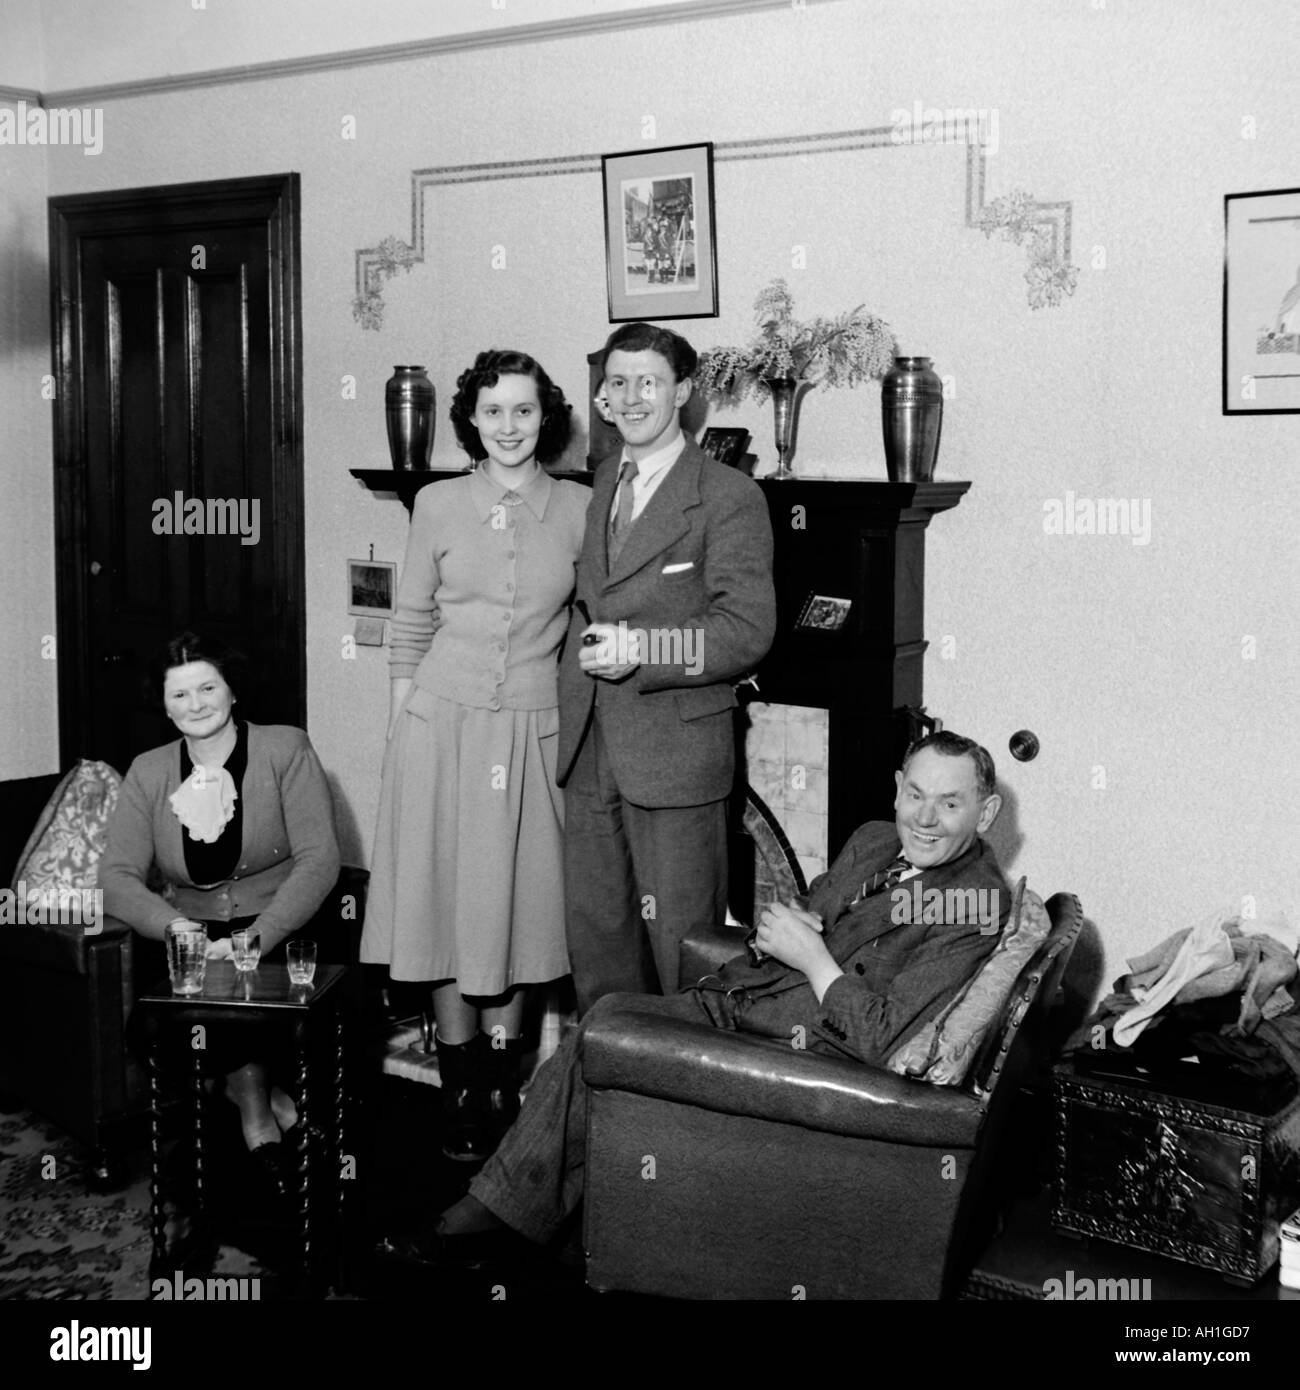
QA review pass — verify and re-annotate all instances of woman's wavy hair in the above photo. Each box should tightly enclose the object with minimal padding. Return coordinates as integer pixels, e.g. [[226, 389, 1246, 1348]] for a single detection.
[[146, 631, 249, 709], [449, 349, 573, 465]]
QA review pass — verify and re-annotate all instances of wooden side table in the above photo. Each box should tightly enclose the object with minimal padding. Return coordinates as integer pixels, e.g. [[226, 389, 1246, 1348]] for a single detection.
[[1053, 1054, 1300, 1284], [137, 961, 351, 1295]]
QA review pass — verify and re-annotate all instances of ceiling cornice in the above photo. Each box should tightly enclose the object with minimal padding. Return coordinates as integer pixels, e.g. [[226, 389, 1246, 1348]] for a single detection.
[[27, 0, 806, 108]]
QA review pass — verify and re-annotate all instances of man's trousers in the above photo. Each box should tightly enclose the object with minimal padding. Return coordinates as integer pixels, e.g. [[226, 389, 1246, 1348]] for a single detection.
[[563, 716, 728, 1014], [468, 981, 828, 1244]]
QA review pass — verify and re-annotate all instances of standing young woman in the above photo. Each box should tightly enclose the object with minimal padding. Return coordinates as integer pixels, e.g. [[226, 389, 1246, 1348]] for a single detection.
[[361, 350, 589, 1161]]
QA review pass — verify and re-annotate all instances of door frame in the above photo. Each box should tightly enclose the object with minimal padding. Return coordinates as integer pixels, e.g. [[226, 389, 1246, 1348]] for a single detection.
[[49, 173, 304, 766]]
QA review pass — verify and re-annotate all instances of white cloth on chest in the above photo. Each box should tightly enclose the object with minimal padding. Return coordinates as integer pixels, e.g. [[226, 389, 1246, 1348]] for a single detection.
[[169, 764, 238, 843]]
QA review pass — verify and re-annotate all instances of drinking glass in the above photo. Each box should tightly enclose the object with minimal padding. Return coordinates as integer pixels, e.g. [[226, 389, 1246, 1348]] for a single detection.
[[286, 938, 317, 986], [166, 922, 208, 995], [230, 928, 261, 973]]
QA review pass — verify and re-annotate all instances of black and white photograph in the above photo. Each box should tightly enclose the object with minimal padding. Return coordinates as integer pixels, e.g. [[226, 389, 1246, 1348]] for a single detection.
[[602, 140, 718, 321], [3, 0, 1299, 1362], [795, 592, 853, 632], [346, 558, 396, 617], [698, 426, 751, 468]]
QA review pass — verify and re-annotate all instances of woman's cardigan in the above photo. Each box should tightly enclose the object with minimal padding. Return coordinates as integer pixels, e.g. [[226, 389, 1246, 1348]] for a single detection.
[[99, 723, 340, 953]]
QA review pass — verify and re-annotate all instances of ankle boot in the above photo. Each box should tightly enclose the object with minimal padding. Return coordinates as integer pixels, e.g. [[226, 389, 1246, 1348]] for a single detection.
[[435, 1035, 492, 1163], [480, 1034, 525, 1144]]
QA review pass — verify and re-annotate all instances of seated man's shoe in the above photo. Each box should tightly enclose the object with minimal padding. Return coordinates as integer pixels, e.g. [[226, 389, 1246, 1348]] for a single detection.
[[374, 1226, 516, 1269], [375, 1198, 516, 1269]]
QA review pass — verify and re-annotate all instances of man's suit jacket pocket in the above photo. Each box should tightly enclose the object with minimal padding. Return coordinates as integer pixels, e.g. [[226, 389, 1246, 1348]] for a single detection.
[[675, 684, 738, 722]]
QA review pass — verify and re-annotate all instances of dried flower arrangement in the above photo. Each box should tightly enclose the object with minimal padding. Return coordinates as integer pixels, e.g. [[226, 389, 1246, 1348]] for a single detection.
[[694, 278, 896, 404]]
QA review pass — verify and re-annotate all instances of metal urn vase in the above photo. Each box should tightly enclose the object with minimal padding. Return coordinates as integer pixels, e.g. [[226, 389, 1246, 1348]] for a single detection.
[[881, 356, 943, 482], [385, 365, 435, 470], [766, 376, 812, 479]]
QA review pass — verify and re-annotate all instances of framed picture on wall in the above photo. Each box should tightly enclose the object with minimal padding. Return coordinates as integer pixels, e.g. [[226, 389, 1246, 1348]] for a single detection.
[[347, 559, 397, 617], [602, 142, 718, 322], [1223, 186, 1300, 414]]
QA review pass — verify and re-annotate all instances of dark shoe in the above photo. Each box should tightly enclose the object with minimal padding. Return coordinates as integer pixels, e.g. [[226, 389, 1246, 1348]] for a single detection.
[[374, 1222, 517, 1270], [480, 1034, 525, 1144], [248, 1141, 289, 1199], [435, 1034, 492, 1163]]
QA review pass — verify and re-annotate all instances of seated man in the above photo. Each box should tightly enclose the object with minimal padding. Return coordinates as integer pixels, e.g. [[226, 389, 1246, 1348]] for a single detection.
[[392, 729, 1009, 1260]]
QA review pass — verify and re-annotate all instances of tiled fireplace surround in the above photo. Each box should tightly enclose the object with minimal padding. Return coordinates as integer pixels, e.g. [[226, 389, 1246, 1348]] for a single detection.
[[745, 702, 831, 889]]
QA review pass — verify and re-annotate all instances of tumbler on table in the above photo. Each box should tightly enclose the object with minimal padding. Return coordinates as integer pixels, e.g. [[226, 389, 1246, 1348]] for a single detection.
[[165, 921, 208, 995]]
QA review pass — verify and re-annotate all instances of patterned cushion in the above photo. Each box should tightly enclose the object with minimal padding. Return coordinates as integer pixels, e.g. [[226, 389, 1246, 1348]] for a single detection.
[[926, 883, 1051, 1085], [10, 760, 122, 913], [886, 879, 1051, 1086]]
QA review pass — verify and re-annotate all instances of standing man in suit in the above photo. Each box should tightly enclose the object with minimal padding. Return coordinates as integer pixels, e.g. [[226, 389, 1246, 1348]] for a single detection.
[[558, 322, 776, 1014]]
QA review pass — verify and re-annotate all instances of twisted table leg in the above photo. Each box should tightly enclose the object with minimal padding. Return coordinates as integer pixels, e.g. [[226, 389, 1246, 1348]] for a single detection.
[[295, 1017, 312, 1286], [334, 1009, 346, 1291], [148, 1022, 166, 1287]]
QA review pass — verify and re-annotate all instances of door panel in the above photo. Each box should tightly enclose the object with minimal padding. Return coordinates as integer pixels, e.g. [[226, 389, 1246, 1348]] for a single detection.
[[50, 176, 303, 775]]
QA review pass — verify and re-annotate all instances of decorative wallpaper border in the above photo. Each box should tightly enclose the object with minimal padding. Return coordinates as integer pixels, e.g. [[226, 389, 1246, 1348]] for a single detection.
[[352, 126, 1078, 328]]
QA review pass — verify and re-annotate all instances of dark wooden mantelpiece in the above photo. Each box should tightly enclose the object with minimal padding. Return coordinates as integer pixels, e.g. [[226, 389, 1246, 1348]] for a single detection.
[[351, 467, 969, 859], [750, 477, 968, 857]]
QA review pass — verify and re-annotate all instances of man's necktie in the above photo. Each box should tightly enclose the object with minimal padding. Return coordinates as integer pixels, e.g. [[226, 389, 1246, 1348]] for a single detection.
[[607, 458, 639, 566], [858, 853, 913, 903]]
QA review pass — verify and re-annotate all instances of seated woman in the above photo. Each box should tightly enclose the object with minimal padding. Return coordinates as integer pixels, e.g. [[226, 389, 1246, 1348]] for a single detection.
[[100, 631, 340, 1188]]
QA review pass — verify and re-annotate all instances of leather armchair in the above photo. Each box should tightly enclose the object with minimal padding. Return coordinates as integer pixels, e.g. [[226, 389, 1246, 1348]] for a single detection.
[[580, 892, 1082, 1299]]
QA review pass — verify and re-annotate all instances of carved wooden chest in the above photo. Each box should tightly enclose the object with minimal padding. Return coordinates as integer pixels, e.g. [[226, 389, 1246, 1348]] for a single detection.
[[1052, 1056, 1300, 1284]]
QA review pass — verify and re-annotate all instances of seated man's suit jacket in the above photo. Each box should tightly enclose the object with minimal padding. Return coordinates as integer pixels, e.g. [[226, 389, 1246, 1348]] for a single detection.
[[701, 820, 1010, 1065], [556, 438, 776, 809]]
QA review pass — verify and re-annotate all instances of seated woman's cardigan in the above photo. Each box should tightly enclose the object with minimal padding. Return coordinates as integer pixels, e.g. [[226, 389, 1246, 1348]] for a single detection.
[[100, 723, 340, 954]]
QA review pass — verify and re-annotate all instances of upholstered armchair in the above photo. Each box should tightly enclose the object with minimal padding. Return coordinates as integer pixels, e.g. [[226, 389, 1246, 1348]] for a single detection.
[[580, 891, 1082, 1299]]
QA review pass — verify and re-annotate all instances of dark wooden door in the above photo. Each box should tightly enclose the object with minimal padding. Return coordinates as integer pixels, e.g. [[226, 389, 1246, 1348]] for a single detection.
[[50, 175, 303, 773]]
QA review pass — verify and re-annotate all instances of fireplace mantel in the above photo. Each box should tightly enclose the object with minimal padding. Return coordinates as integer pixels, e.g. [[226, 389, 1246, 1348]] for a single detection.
[[745, 477, 968, 859], [352, 467, 968, 858]]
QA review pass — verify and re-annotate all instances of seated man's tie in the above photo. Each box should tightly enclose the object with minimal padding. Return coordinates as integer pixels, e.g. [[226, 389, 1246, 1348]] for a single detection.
[[852, 854, 914, 906]]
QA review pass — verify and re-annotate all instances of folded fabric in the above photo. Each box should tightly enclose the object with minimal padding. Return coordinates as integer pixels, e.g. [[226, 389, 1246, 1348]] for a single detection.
[[1236, 935, 1298, 1034], [1122, 926, 1193, 995], [1113, 913, 1236, 1047]]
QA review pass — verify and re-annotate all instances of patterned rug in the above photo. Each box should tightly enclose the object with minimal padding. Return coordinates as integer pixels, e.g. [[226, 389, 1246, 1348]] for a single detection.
[[0, 1108, 266, 1301]]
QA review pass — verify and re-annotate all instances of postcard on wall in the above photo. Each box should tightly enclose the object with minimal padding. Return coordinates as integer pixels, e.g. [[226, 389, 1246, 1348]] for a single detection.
[[602, 142, 718, 322], [347, 559, 397, 617], [1223, 186, 1300, 414]]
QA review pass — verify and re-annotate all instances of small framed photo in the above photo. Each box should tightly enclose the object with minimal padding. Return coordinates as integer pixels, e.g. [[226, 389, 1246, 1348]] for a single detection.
[[347, 559, 397, 617], [1223, 186, 1300, 414], [602, 142, 718, 322], [795, 593, 852, 633], [699, 427, 751, 468]]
